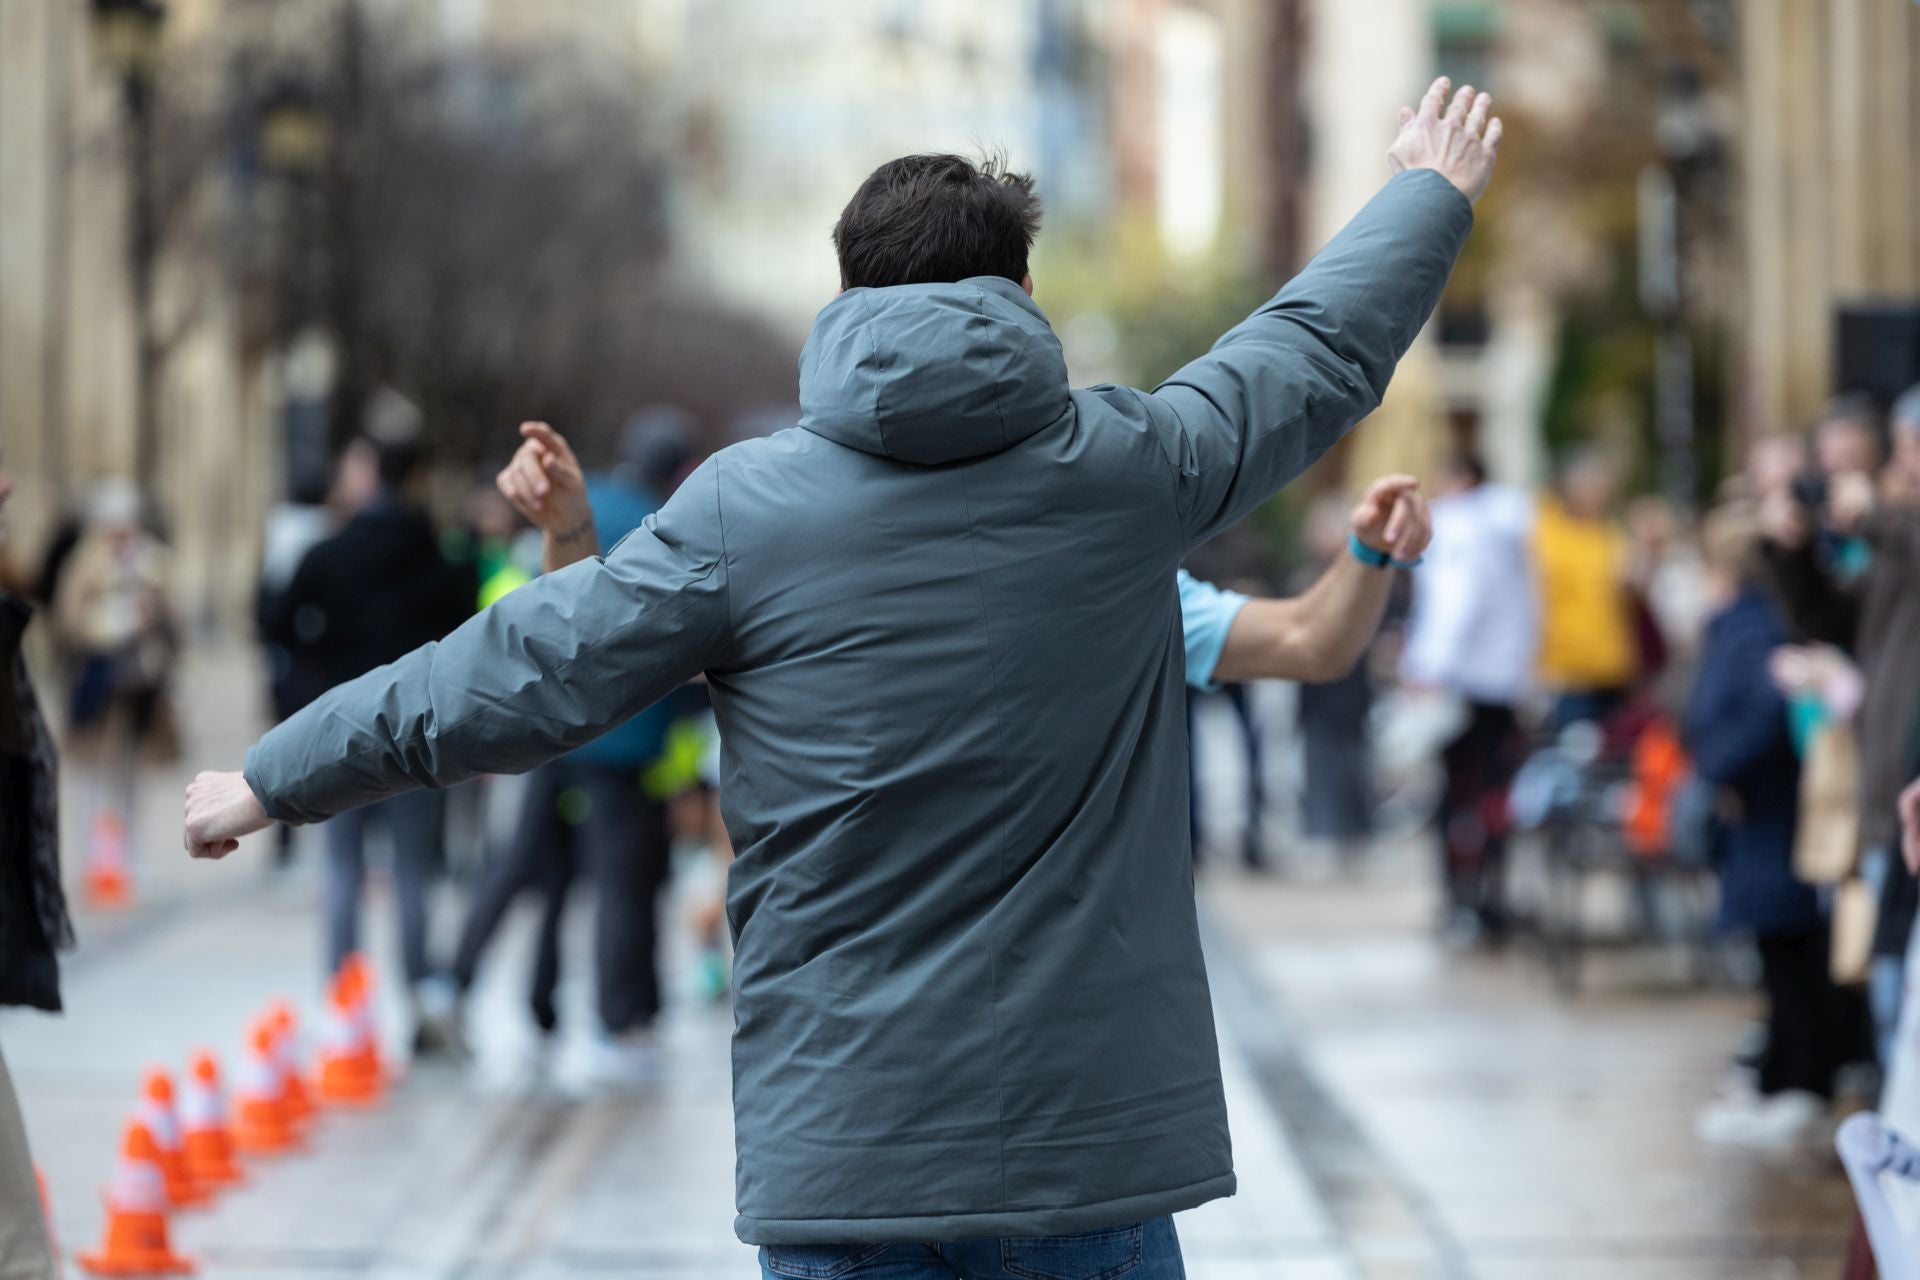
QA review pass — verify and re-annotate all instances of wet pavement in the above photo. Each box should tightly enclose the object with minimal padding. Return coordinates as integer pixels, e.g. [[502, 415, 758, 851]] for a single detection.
[[1200, 857, 1857, 1279], [8, 859, 1355, 1279], [0, 646, 1863, 1278]]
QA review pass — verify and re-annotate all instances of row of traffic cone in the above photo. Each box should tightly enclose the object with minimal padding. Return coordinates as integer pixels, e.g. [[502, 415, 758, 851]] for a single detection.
[[73, 955, 391, 1277]]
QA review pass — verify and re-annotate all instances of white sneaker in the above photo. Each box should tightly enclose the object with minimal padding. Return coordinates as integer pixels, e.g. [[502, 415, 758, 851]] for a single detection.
[[1694, 1090, 1827, 1149], [585, 1028, 663, 1089]]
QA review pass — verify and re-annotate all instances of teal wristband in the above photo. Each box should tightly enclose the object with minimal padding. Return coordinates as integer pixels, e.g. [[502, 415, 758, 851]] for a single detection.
[[1348, 531, 1422, 570], [1347, 532, 1392, 568]]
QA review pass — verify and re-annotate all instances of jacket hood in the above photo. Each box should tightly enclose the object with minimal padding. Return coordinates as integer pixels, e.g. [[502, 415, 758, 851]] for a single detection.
[[798, 276, 1072, 466]]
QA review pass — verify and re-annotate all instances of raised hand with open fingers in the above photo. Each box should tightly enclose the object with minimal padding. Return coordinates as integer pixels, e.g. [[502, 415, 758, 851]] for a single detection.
[[1388, 75, 1503, 203]]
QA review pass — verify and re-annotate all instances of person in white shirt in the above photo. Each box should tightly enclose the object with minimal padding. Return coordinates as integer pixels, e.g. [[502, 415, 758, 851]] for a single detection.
[[1401, 451, 1537, 939]]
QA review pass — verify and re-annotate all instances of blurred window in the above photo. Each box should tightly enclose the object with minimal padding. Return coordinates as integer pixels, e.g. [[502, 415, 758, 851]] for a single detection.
[[1437, 304, 1492, 349], [1430, 3, 1496, 94]]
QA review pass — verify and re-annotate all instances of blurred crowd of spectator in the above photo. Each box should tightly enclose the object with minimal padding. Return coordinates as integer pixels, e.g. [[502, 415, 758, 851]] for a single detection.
[[9, 376, 1920, 1152], [1181, 379, 1920, 1153]]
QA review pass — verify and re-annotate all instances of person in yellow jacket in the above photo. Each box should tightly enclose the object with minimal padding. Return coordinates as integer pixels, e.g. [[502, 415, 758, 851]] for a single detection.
[[1534, 449, 1638, 727]]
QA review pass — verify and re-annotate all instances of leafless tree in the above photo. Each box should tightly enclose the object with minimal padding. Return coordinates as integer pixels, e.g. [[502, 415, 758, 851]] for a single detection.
[[158, 0, 798, 473]]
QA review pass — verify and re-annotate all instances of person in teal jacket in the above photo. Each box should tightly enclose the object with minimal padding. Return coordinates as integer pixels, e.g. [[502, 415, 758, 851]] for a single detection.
[[187, 77, 1498, 1276]]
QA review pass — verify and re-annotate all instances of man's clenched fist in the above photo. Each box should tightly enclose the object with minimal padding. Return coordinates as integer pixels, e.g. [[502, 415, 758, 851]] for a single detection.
[[184, 770, 271, 860], [1388, 76, 1503, 203]]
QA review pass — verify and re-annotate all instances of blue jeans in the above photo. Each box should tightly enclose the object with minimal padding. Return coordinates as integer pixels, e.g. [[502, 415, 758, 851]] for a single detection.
[[759, 1217, 1184, 1280]]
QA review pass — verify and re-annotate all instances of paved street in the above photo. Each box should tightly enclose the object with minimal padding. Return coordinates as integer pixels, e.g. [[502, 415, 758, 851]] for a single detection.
[[1201, 862, 1857, 1279], [0, 648, 1863, 1279]]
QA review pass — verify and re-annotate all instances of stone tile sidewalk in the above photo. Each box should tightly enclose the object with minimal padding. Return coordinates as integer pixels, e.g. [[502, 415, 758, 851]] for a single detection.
[[5, 863, 1356, 1279]]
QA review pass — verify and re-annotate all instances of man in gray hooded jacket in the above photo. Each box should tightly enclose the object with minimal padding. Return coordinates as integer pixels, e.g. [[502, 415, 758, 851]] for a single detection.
[[187, 76, 1498, 1277]]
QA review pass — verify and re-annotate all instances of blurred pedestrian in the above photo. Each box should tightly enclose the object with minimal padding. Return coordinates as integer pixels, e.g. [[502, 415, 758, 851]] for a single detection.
[[450, 413, 700, 1080], [1688, 507, 1846, 1147], [54, 481, 176, 871], [1761, 387, 1920, 1058], [1182, 525, 1275, 871], [443, 479, 536, 609], [1402, 452, 1536, 941], [1179, 478, 1432, 879], [260, 414, 477, 1055], [1626, 495, 1706, 675], [1534, 448, 1637, 729], [255, 494, 334, 872], [0, 464, 71, 1279], [1292, 495, 1384, 870], [187, 82, 1496, 1274]]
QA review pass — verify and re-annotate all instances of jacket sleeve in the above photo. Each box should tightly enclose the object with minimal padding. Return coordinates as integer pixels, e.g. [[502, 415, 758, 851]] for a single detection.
[[243, 459, 733, 825], [1149, 169, 1473, 548], [1684, 609, 1789, 788]]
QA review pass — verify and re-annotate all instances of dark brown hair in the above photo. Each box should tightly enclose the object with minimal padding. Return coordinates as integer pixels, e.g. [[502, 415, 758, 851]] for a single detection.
[[832, 152, 1042, 291]]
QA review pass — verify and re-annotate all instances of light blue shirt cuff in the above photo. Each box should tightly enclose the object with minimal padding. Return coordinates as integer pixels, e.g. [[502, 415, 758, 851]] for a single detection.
[[1177, 570, 1250, 691]]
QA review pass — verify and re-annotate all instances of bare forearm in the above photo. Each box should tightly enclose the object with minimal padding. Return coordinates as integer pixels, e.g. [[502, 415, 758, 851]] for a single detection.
[[542, 513, 599, 573], [1212, 554, 1392, 684]]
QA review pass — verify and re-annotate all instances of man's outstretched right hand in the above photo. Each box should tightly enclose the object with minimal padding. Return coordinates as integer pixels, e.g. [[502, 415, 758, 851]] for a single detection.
[[1388, 76, 1503, 203]]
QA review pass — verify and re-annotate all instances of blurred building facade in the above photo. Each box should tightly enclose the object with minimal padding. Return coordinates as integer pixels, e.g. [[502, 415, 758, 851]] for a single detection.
[[5, 0, 1910, 629], [0, 0, 266, 625], [1739, 0, 1920, 434]]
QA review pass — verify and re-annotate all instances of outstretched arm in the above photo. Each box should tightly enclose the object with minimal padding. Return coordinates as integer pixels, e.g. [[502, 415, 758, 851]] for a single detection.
[[1211, 476, 1430, 684], [185, 456, 733, 858], [1153, 77, 1497, 547]]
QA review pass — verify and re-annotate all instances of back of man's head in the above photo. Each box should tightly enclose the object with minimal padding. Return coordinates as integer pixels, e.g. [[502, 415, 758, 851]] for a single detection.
[[833, 153, 1042, 291]]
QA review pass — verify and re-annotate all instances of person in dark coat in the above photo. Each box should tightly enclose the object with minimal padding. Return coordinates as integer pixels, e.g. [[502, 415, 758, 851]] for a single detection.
[[260, 421, 477, 1053], [1687, 506, 1844, 1148], [0, 465, 70, 1277], [1759, 389, 1920, 1053]]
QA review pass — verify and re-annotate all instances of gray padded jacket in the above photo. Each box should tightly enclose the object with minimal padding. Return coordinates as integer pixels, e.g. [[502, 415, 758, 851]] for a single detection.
[[245, 169, 1472, 1245]]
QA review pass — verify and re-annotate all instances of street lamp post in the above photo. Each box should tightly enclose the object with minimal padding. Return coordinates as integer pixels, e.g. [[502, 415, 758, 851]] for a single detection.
[[1641, 65, 1712, 516], [257, 79, 335, 504], [90, 0, 167, 501]]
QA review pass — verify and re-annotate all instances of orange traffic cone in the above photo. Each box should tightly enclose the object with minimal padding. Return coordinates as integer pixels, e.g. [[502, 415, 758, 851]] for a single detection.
[[314, 974, 381, 1107], [34, 1165, 62, 1264], [341, 955, 388, 1083], [231, 1024, 302, 1156], [76, 1121, 195, 1276], [265, 1001, 316, 1123], [134, 1072, 208, 1210], [178, 1051, 244, 1190], [85, 812, 132, 909]]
